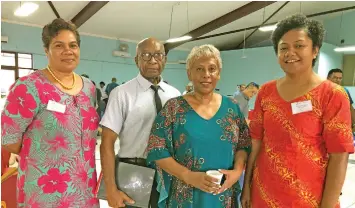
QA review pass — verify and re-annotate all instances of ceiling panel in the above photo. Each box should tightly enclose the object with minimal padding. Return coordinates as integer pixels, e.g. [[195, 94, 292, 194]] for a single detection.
[[52, 1, 91, 21], [1, 1, 354, 51], [78, 1, 249, 41], [1, 1, 90, 25], [1, 1, 56, 26]]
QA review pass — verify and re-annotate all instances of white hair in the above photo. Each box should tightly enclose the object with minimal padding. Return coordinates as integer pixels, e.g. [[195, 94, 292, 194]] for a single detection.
[[186, 44, 222, 71]]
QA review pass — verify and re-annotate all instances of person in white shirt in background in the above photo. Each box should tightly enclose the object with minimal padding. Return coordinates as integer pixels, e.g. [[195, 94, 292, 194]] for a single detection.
[[233, 84, 246, 97], [99, 81, 108, 103], [98, 81, 108, 119], [100, 37, 181, 208]]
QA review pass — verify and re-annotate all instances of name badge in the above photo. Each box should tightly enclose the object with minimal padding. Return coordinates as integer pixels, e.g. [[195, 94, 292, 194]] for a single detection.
[[47, 100, 66, 113], [291, 100, 312, 115]]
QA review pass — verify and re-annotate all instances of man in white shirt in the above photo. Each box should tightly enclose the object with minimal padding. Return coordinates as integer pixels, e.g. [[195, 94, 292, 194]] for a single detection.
[[100, 37, 181, 208], [99, 81, 108, 102]]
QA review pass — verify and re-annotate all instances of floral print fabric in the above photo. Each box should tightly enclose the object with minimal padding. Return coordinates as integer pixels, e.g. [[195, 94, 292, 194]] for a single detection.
[[1, 70, 99, 208], [146, 96, 251, 208]]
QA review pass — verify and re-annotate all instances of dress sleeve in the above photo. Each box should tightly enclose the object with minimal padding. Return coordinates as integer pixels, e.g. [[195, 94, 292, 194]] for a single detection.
[[249, 86, 265, 140], [1, 77, 40, 146], [323, 86, 354, 153], [146, 98, 176, 207], [146, 111, 173, 165], [235, 106, 252, 154]]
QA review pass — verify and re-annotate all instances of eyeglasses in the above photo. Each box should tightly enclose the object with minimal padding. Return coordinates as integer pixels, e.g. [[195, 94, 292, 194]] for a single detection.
[[140, 52, 165, 61]]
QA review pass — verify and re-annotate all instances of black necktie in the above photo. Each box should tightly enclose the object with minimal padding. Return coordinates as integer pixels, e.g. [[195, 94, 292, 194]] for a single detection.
[[151, 85, 162, 113]]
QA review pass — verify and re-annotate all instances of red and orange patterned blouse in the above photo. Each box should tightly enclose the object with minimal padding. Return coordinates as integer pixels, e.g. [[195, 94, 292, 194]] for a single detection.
[[249, 80, 354, 208]]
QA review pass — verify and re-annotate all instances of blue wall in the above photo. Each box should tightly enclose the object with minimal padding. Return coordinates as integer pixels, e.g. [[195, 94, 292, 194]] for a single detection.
[[219, 46, 283, 95], [0, 19, 347, 108], [218, 42, 342, 91], [317, 43, 343, 78], [1, 22, 189, 92], [323, 10, 355, 46], [346, 87, 355, 108]]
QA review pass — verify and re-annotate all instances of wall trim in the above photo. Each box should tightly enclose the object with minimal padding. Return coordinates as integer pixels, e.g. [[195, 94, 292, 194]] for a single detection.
[[1, 18, 190, 51]]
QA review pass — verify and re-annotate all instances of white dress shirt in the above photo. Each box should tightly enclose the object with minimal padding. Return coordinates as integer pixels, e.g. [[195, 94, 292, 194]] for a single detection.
[[100, 73, 181, 158], [100, 86, 108, 100]]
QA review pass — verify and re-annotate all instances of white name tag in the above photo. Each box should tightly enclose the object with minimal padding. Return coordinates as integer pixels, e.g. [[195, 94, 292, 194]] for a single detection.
[[291, 100, 312, 115], [47, 100, 66, 113]]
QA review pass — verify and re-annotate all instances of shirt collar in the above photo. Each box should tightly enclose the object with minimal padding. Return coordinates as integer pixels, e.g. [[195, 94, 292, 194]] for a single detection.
[[136, 73, 166, 92]]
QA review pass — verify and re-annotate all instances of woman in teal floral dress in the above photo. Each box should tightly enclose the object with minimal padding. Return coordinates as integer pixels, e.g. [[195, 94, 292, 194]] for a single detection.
[[1, 19, 99, 207], [146, 44, 251, 208]]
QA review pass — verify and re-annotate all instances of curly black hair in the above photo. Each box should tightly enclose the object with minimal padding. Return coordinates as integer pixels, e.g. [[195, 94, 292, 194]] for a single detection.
[[271, 14, 325, 66], [42, 18, 81, 49]]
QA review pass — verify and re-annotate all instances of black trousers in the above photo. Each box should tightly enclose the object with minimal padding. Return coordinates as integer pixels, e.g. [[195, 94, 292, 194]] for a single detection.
[[119, 158, 159, 208]]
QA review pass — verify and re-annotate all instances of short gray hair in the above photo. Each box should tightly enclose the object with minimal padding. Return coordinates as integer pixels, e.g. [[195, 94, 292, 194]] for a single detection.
[[186, 44, 222, 71]]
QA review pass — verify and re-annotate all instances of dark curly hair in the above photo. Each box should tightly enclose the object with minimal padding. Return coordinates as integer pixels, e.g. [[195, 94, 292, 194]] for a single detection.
[[42, 18, 81, 49], [271, 14, 325, 67]]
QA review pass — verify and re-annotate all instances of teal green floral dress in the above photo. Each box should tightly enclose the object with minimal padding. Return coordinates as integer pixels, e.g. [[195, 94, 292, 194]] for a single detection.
[[146, 96, 251, 208]]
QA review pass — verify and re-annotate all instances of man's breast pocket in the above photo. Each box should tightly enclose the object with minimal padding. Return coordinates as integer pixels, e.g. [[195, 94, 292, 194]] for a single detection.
[[124, 105, 145, 128]]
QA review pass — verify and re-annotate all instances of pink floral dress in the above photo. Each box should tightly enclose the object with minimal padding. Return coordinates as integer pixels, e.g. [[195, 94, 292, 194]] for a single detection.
[[1, 70, 99, 208]]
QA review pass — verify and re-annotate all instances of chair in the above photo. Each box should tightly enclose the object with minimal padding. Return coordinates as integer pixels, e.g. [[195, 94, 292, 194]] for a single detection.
[[1, 167, 18, 208], [1, 148, 11, 176]]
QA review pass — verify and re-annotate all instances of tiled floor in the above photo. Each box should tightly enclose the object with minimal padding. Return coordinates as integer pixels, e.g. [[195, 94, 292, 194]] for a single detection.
[[95, 138, 355, 208], [95, 138, 120, 208]]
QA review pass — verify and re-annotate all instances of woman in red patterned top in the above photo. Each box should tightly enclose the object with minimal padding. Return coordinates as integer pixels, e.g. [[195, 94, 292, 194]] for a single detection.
[[241, 14, 354, 208]]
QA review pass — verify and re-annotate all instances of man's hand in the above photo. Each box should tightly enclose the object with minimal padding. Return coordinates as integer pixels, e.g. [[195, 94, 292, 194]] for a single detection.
[[106, 188, 135, 208]]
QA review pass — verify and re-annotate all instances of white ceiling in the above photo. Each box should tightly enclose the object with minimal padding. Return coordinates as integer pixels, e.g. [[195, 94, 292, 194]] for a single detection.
[[2, 1, 355, 51]]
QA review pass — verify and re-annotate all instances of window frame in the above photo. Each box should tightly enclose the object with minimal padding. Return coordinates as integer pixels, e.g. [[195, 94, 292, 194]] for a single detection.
[[1, 50, 34, 79]]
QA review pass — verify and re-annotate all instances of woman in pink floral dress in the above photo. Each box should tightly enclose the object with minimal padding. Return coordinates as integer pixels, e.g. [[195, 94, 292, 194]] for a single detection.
[[1, 19, 99, 207]]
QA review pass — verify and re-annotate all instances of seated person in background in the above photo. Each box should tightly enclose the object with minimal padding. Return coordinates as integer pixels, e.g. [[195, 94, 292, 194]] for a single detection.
[[146, 44, 251, 208], [234, 82, 259, 121], [327, 68, 355, 132]]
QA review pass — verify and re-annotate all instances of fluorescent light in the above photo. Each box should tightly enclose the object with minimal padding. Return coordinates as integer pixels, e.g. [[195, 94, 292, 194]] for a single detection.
[[258, 24, 277, 32], [334, 45, 355, 52], [166, 35, 192, 43], [14, 2, 39, 17]]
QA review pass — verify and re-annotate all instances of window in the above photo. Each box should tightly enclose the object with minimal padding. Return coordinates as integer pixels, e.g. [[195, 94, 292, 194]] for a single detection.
[[1, 51, 36, 97], [1, 52, 15, 67]]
